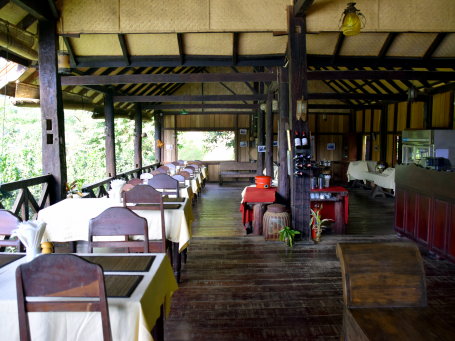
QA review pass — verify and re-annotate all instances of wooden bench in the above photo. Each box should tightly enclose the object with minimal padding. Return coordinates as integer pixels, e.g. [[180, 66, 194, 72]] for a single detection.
[[337, 242, 455, 340], [219, 161, 257, 185]]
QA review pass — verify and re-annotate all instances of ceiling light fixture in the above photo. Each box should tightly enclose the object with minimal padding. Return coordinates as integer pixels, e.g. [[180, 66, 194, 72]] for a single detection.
[[340, 2, 365, 36], [180, 109, 189, 115]]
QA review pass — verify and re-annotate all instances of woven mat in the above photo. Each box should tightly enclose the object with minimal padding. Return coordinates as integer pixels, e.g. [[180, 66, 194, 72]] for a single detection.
[[105, 275, 143, 298], [0, 254, 24, 269], [82, 255, 155, 272]]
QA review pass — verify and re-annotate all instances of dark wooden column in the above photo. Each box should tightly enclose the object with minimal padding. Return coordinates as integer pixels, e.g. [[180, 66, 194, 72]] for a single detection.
[[257, 108, 265, 175], [134, 103, 142, 169], [104, 91, 116, 177], [277, 67, 290, 204], [265, 91, 274, 177], [288, 6, 311, 241], [154, 113, 162, 164], [380, 105, 388, 162], [38, 20, 67, 203]]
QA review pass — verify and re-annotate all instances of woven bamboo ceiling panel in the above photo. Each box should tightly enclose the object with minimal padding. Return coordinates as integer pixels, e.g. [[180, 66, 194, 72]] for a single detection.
[[306, 33, 339, 55], [340, 33, 388, 57], [0, 2, 28, 26], [184, 33, 232, 56], [430, 33, 455, 58], [387, 33, 439, 57], [306, 0, 455, 33], [239, 33, 288, 55], [126, 34, 179, 56], [71, 34, 123, 56]]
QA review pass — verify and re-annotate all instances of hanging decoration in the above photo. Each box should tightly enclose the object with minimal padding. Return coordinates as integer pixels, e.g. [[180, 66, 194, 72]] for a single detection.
[[340, 2, 366, 36]]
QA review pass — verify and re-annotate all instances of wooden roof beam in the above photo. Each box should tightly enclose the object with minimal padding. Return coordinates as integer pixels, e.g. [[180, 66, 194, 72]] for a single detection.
[[177, 33, 184, 65], [16, 14, 37, 30], [142, 103, 259, 110], [62, 36, 77, 67], [113, 94, 268, 103], [294, 0, 315, 17], [11, 0, 56, 21], [424, 33, 447, 60], [118, 34, 130, 66], [378, 33, 399, 59], [232, 32, 239, 66], [61, 71, 276, 86], [158, 111, 254, 115], [307, 70, 455, 81]]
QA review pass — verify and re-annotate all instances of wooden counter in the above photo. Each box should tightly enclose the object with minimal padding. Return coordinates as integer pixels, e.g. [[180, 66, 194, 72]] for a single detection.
[[395, 164, 455, 262]]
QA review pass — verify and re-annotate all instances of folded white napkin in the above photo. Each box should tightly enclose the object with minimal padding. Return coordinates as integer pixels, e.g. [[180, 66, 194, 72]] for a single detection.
[[12, 220, 46, 261], [110, 179, 126, 202]]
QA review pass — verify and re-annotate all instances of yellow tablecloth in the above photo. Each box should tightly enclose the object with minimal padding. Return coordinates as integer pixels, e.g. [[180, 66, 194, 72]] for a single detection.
[[38, 198, 192, 252], [0, 253, 178, 341]]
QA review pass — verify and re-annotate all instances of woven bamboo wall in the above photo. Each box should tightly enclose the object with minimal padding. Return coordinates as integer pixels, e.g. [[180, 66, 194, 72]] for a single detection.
[[410, 102, 425, 129], [432, 91, 453, 128]]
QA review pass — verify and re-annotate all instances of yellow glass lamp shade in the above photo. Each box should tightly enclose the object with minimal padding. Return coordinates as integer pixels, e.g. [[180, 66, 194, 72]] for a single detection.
[[341, 12, 361, 36]]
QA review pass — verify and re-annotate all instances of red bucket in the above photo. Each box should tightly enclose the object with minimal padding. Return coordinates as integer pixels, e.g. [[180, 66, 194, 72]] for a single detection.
[[255, 176, 272, 189]]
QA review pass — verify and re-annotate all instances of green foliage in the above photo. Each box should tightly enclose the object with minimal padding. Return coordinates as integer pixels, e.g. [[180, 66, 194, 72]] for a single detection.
[[310, 204, 333, 241], [202, 131, 235, 152], [279, 226, 300, 247]]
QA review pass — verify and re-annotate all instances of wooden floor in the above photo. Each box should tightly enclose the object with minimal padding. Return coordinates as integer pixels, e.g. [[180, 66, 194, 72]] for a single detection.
[[165, 183, 455, 340]]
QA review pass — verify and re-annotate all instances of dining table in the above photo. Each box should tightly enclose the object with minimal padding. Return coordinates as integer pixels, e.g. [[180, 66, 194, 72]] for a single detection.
[[37, 196, 192, 282], [0, 252, 178, 341]]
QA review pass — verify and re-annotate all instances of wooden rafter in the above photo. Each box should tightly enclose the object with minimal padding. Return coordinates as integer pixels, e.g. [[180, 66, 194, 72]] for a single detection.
[[294, 0, 315, 17], [142, 103, 259, 110], [177, 33, 184, 65], [378, 33, 399, 59], [113, 94, 267, 103], [332, 32, 345, 64], [424, 33, 447, 59], [232, 32, 239, 66], [62, 36, 77, 67], [117, 34, 130, 66], [307, 70, 455, 81], [10, 0, 55, 21]]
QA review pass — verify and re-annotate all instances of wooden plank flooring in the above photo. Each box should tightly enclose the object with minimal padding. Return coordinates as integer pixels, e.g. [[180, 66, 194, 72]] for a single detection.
[[165, 183, 455, 340]]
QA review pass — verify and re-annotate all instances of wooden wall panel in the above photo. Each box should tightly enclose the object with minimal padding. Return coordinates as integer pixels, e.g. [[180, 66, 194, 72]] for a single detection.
[[387, 104, 395, 131], [410, 102, 425, 129], [432, 91, 452, 128], [164, 115, 175, 128], [317, 135, 343, 161], [162, 129, 176, 163], [386, 134, 394, 165], [356, 110, 363, 132], [416, 194, 431, 246], [238, 128, 251, 162], [309, 114, 316, 132], [364, 110, 371, 133], [373, 110, 381, 132], [397, 102, 407, 131], [208, 163, 220, 182], [371, 133, 381, 161]]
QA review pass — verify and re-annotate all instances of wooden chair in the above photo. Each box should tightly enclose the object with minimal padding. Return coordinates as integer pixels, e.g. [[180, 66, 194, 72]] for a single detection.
[[178, 171, 190, 180], [182, 166, 195, 179], [127, 178, 143, 186], [0, 209, 23, 251], [164, 163, 176, 172], [122, 185, 167, 253], [177, 160, 185, 166], [121, 183, 135, 193], [336, 242, 455, 340], [156, 166, 169, 174], [16, 254, 112, 341], [89, 207, 149, 253], [147, 173, 180, 198], [172, 174, 186, 186]]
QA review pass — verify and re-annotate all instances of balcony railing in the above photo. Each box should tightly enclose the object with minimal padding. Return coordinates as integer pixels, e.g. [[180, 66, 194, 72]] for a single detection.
[[0, 163, 159, 220]]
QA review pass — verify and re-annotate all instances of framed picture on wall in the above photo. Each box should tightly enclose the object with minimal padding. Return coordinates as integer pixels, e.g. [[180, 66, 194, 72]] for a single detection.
[[257, 145, 266, 153], [273, 140, 278, 147], [327, 143, 336, 151], [239, 128, 247, 135], [240, 141, 248, 147]]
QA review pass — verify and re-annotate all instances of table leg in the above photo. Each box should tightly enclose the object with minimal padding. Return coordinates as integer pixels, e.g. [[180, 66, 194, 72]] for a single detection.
[[172, 242, 182, 283], [253, 203, 267, 235], [151, 304, 164, 341]]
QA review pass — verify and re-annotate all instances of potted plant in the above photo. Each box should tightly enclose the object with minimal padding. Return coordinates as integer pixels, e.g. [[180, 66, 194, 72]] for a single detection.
[[65, 179, 86, 198], [310, 204, 332, 243], [279, 226, 300, 247]]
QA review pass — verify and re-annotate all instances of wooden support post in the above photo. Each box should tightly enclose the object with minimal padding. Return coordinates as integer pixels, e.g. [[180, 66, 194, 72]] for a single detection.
[[257, 108, 265, 175], [265, 91, 273, 177], [134, 103, 142, 171], [380, 105, 388, 162], [277, 67, 290, 204], [104, 90, 116, 177], [38, 20, 67, 203], [154, 113, 162, 163], [288, 6, 311, 241]]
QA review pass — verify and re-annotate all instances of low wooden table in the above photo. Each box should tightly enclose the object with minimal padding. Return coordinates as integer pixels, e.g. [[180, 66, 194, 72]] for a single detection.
[[240, 186, 277, 235]]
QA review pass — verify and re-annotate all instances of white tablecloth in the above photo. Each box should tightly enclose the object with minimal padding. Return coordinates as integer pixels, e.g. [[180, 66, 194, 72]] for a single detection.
[[347, 161, 377, 183], [363, 168, 395, 191], [38, 198, 192, 252], [0, 253, 178, 341]]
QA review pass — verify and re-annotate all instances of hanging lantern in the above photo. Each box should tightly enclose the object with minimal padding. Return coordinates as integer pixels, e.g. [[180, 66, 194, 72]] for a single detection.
[[340, 3, 365, 36]]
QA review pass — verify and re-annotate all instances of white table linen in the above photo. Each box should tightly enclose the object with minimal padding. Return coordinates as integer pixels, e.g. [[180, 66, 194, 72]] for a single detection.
[[0, 253, 177, 341], [38, 198, 192, 252]]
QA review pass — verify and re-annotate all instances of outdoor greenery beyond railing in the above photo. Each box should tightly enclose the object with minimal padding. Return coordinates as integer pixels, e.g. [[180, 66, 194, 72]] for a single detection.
[[0, 174, 53, 221], [0, 163, 160, 220], [82, 163, 159, 198]]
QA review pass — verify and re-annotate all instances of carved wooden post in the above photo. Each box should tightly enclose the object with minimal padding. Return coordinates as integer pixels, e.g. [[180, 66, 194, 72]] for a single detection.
[[265, 91, 274, 177], [288, 6, 311, 241], [257, 108, 265, 175], [134, 103, 143, 170], [38, 20, 67, 203], [154, 113, 162, 164], [104, 90, 116, 177], [277, 67, 290, 203]]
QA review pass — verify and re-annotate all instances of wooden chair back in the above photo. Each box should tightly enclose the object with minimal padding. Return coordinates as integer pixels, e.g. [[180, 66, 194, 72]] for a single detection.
[[171, 161, 179, 166], [122, 185, 166, 252], [164, 163, 176, 171], [0, 209, 23, 251], [156, 166, 169, 174], [336, 242, 427, 308], [127, 178, 143, 186], [89, 207, 149, 253], [121, 183, 135, 193], [16, 254, 112, 341], [147, 173, 180, 198], [178, 171, 190, 180], [182, 167, 195, 179], [172, 174, 186, 186]]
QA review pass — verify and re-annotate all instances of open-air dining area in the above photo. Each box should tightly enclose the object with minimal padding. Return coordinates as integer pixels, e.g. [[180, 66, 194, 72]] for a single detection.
[[1, 0, 455, 340]]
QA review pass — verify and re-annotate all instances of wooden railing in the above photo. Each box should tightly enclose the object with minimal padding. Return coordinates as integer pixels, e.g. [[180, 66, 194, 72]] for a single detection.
[[0, 163, 160, 219], [0, 174, 53, 220], [82, 163, 160, 198]]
